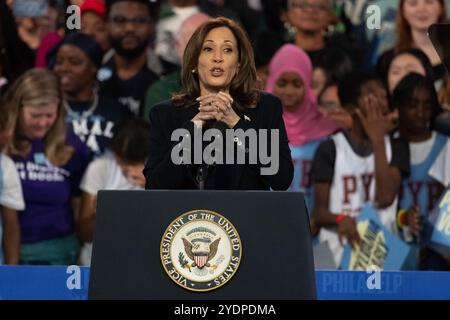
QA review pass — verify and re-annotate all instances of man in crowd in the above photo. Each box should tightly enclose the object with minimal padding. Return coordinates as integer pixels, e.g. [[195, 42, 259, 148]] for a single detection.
[[98, 0, 163, 116]]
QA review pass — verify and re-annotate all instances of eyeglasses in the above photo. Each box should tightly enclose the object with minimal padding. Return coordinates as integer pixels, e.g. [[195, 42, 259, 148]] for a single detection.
[[289, 0, 331, 12], [110, 15, 152, 26], [319, 101, 340, 110]]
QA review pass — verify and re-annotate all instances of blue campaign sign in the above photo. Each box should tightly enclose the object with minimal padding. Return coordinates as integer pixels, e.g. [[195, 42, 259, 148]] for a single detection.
[[0, 267, 449, 300], [429, 188, 450, 257], [340, 204, 411, 271]]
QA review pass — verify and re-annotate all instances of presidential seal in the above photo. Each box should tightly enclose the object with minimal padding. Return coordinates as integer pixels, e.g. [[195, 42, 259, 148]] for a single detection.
[[160, 210, 242, 292]]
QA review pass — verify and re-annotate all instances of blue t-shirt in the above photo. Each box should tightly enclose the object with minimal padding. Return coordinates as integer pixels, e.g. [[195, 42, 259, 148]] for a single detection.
[[289, 139, 324, 215], [400, 132, 447, 216], [398, 132, 447, 269], [66, 95, 132, 158], [13, 130, 90, 244]]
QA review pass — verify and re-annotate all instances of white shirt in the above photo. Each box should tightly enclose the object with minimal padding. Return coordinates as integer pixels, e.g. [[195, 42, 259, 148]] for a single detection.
[[410, 132, 436, 165], [79, 152, 143, 265], [80, 152, 142, 195], [0, 154, 25, 264], [319, 132, 398, 267]]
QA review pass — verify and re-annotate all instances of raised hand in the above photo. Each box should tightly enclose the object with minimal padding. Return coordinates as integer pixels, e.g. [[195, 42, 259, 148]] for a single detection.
[[355, 94, 391, 143]]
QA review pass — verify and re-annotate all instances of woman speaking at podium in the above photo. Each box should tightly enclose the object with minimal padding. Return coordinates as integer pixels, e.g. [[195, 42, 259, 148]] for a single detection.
[[144, 17, 293, 190]]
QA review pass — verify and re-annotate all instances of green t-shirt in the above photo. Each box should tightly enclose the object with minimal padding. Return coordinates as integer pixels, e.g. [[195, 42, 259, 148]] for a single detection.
[[144, 71, 181, 121]]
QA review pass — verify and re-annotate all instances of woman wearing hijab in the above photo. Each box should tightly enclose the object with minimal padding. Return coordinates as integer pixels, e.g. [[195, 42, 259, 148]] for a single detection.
[[266, 44, 336, 215], [51, 33, 132, 158]]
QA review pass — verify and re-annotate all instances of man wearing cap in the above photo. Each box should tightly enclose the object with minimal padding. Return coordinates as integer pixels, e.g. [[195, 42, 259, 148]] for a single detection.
[[80, 0, 110, 51]]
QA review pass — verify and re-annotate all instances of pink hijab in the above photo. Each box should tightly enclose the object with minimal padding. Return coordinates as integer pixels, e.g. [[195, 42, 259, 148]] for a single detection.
[[265, 44, 336, 146]]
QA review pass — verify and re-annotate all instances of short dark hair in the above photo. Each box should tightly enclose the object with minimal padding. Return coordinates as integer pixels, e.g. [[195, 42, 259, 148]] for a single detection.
[[391, 72, 441, 121], [314, 47, 354, 84], [106, 0, 160, 22], [253, 31, 284, 69], [338, 71, 382, 108], [112, 118, 151, 163]]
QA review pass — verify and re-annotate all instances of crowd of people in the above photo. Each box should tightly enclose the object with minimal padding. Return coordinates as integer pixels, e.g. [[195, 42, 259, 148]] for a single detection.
[[0, 0, 449, 271]]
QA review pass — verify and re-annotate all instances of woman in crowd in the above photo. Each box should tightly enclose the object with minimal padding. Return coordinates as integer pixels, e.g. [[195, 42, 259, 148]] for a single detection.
[[385, 48, 435, 94], [266, 43, 336, 215], [378, 0, 447, 88], [3, 69, 90, 265], [393, 73, 450, 270], [51, 32, 131, 158], [144, 17, 293, 190]]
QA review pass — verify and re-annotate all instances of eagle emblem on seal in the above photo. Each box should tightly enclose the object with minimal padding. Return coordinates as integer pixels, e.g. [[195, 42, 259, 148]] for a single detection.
[[180, 227, 221, 271]]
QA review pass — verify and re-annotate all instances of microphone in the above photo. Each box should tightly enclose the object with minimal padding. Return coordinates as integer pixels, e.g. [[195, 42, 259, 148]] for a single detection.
[[196, 165, 208, 190], [195, 121, 226, 190], [194, 100, 230, 189], [195, 120, 219, 190]]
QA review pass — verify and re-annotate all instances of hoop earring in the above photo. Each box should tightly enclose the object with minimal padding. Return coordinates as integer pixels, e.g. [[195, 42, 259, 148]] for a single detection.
[[192, 69, 197, 74]]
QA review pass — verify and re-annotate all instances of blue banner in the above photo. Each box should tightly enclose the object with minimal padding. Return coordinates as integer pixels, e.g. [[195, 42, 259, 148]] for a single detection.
[[316, 270, 450, 300], [0, 266, 449, 300], [0, 266, 89, 300]]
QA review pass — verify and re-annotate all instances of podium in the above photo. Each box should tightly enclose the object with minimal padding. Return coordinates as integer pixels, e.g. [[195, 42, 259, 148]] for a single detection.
[[88, 190, 316, 299]]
